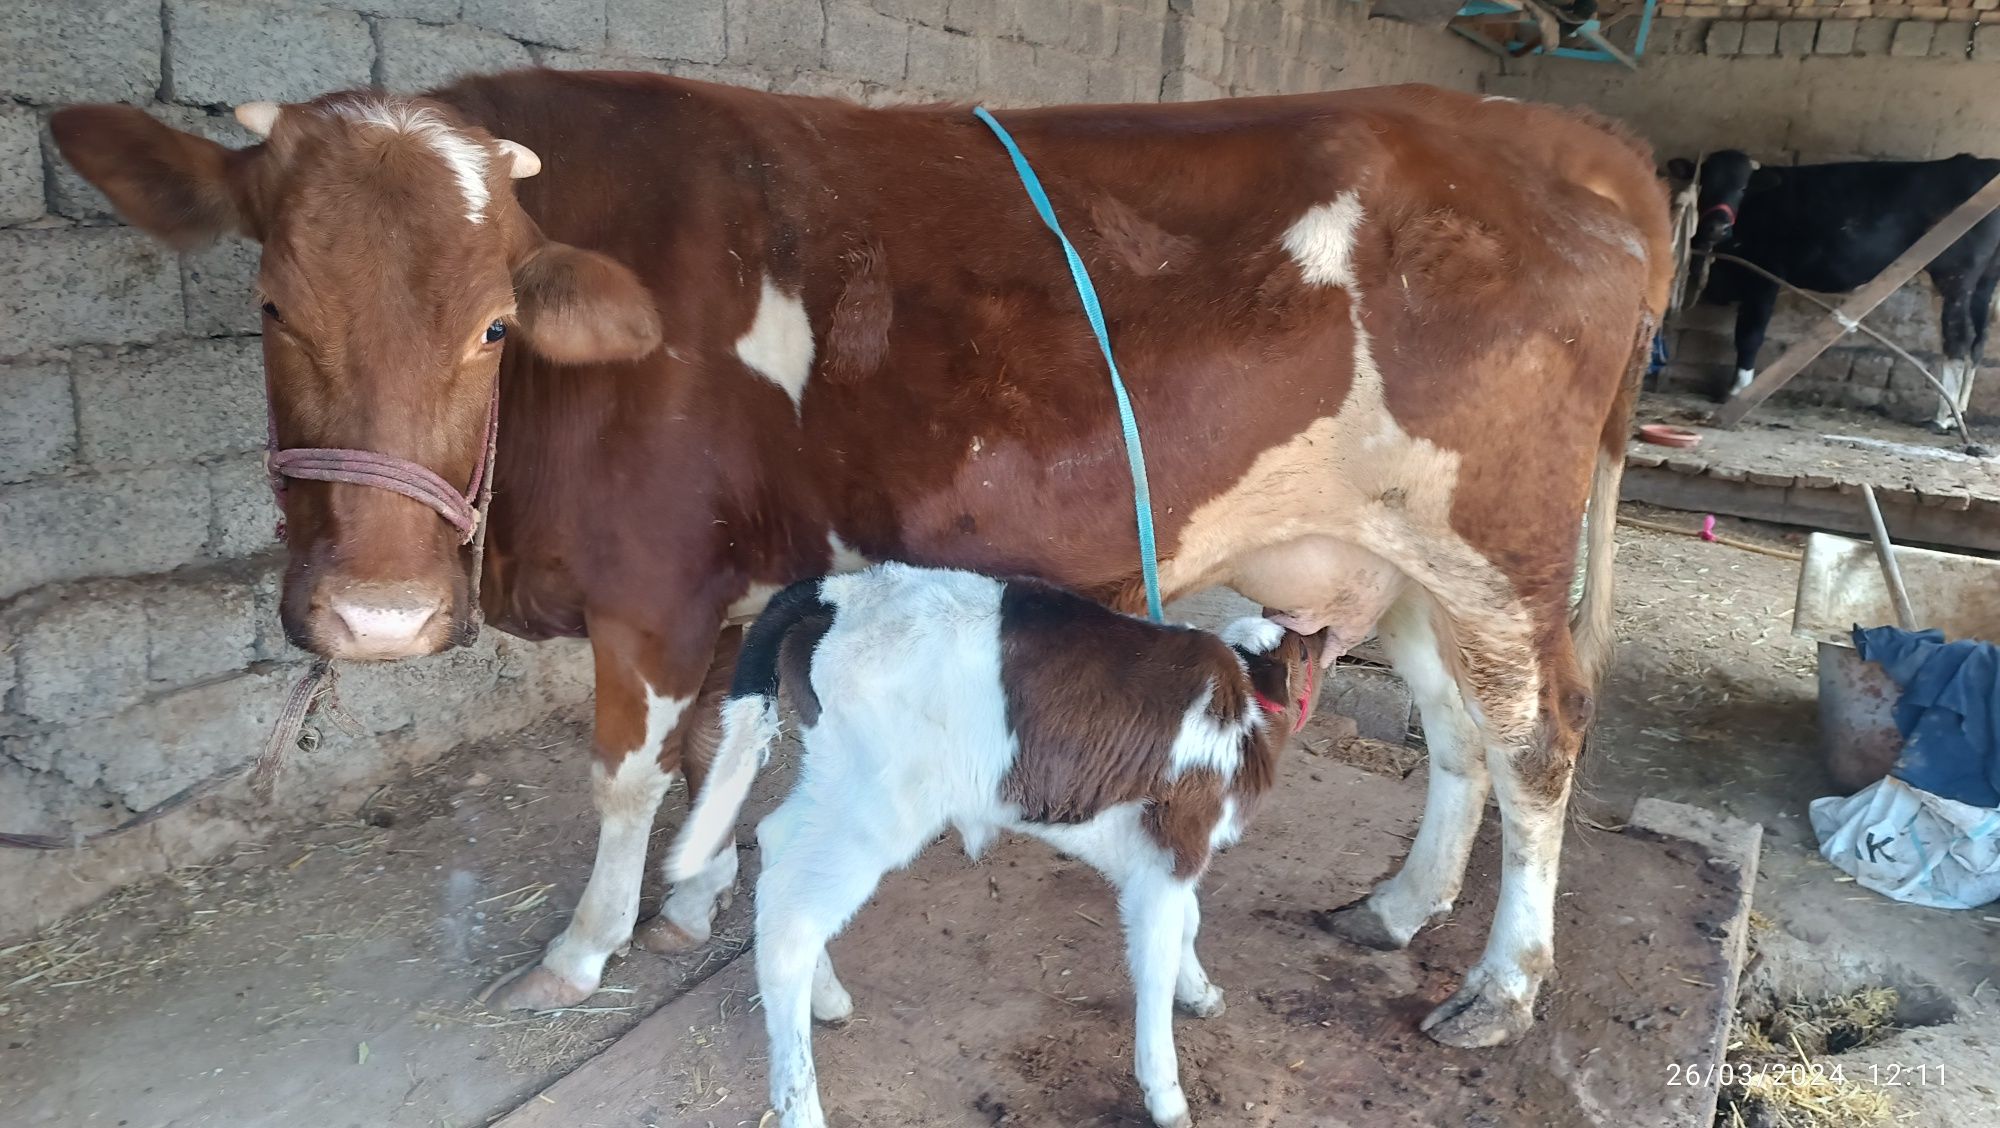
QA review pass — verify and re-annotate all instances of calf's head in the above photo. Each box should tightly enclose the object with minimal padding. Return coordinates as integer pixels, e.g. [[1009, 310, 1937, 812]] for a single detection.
[[52, 94, 662, 660], [1678, 150, 1770, 251], [1223, 619, 1330, 735]]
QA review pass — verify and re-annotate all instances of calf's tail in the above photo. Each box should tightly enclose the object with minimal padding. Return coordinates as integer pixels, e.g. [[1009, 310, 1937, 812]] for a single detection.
[[664, 578, 829, 882], [1571, 314, 1652, 690]]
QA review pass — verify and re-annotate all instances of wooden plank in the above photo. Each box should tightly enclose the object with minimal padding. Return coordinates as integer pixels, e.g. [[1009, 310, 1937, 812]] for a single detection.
[[1712, 171, 2000, 429], [1622, 466, 2000, 553]]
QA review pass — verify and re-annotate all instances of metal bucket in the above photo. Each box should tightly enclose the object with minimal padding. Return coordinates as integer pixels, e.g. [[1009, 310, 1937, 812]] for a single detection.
[[1794, 533, 2000, 792]]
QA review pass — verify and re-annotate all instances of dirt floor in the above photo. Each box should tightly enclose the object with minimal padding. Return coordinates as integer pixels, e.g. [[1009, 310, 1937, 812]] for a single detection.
[[3, 502, 1998, 1128]]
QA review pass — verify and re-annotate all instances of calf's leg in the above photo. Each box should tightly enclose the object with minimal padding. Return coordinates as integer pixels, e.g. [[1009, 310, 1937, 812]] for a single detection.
[[1119, 867, 1201, 1128], [1174, 892, 1225, 1019], [637, 628, 746, 954]]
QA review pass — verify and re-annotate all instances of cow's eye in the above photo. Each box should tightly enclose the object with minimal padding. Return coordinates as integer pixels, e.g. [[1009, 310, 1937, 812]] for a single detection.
[[483, 320, 507, 344], [261, 302, 282, 323]]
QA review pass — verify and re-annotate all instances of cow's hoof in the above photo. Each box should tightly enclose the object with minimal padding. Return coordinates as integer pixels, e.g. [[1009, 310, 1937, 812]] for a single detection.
[[1318, 898, 1409, 952], [633, 915, 705, 954], [486, 965, 595, 1012], [1176, 984, 1226, 1019], [1147, 1085, 1193, 1128], [1419, 976, 1534, 1048]]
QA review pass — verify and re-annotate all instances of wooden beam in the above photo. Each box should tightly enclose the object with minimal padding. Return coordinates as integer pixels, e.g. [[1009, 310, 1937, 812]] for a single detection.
[[1621, 466, 2000, 554], [1711, 170, 2000, 429]]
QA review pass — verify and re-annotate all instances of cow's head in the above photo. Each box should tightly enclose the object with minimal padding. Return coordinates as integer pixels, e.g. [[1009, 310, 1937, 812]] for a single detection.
[[1675, 150, 1771, 251], [52, 94, 661, 660]]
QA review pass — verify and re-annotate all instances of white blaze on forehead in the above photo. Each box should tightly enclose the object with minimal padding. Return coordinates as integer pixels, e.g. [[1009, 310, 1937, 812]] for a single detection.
[[735, 277, 816, 412], [328, 101, 492, 225], [1282, 191, 1367, 289]]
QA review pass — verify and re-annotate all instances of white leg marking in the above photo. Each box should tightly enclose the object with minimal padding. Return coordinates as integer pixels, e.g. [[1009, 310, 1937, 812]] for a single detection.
[[1732, 366, 1756, 394], [737, 277, 815, 412], [1934, 358, 1967, 428], [660, 833, 738, 942], [1281, 191, 1366, 289], [1364, 598, 1490, 944], [810, 947, 854, 1024], [1174, 891, 1225, 1018], [1123, 869, 1196, 1128], [826, 531, 871, 574], [541, 690, 687, 992], [725, 581, 783, 625]]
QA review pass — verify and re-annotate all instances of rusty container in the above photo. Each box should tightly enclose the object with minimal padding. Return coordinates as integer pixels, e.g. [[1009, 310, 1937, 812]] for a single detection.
[[1793, 532, 2000, 793]]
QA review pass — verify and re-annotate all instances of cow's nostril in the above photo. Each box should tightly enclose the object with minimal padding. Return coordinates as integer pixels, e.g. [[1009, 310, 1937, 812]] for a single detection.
[[329, 591, 446, 654]]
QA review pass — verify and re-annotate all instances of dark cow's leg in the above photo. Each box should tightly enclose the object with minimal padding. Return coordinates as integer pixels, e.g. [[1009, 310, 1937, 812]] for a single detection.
[[635, 626, 747, 953], [1932, 266, 1978, 432], [1724, 275, 1779, 401], [490, 613, 723, 1011]]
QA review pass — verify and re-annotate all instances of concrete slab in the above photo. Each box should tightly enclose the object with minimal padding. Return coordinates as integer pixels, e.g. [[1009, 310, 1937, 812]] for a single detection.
[[497, 763, 1749, 1128]]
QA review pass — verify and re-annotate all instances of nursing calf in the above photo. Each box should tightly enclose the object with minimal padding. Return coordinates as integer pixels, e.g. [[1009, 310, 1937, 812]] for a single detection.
[[664, 564, 1326, 1128]]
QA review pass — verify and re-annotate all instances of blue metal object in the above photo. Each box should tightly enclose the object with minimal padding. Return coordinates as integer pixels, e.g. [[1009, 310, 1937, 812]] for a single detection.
[[1451, 0, 1656, 68], [971, 106, 1165, 623]]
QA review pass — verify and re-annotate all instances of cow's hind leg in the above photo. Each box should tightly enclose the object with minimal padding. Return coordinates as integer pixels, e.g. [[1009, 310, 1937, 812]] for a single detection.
[[1423, 621, 1587, 1049], [1323, 594, 1490, 952], [637, 628, 746, 954], [1933, 269, 1979, 432]]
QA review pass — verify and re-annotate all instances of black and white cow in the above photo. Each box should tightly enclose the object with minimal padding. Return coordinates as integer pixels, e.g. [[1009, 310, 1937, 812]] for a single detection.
[[1675, 149, 2000, 429]]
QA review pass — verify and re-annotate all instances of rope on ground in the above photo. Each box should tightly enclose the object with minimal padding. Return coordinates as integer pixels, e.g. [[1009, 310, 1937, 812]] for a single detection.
[[1617, 514, 1804, 561]]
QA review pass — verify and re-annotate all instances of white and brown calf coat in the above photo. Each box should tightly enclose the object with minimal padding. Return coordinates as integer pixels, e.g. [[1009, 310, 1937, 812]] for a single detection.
[[665, 562, 1325, 1128]]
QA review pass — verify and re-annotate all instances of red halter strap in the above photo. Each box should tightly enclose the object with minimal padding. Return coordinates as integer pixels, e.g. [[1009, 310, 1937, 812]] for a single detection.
[[1253, 656, 1317, 735], [264, 385, 500, 545], [1702, 201, 1737, 226]]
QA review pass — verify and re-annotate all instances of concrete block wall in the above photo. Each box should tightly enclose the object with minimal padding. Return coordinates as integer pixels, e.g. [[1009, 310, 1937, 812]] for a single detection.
[[2, 2, 1493, 930], [1490, 26, 2000, 424]]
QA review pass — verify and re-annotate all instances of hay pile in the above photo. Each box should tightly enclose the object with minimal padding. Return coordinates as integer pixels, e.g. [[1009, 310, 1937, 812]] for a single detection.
[[1716, 988, 1900, 1128]]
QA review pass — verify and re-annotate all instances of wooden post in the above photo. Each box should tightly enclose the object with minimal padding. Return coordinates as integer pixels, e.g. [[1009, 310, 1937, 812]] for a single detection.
[[1711, 171, 2000, 429]]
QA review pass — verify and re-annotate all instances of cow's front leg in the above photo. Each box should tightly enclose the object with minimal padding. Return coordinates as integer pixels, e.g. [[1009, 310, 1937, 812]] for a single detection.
[[489, 615, 717, 1011], [637, 627, 747, 954]]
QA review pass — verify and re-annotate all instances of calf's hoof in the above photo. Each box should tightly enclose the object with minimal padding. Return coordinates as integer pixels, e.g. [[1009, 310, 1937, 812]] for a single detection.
[[811, 982, 855, 1026], [486, 965, 595, 1012], [1317, 898, 1409, 952], [1419, 975, 1535, 1048], [1176, 984, 1226, 1019], [633, 915, 705, 954], [1147, 1085, 1193, 1128]]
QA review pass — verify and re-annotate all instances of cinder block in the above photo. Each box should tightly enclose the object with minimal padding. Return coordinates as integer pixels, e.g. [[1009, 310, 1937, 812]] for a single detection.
[[0, 362, 76, 483], [1183, 21, 1228, 76], [182, 238, 263, 338], [1815, 18, 1858, 52], [1706, 19, 1746, 52], [1, 228, 183, 354], [165, 0, 374, 105], [1977, 23, 2000, 61], [907, 24, 980, 92], [1848, 352, 1896, 388], [15, 584, 154, 723], [0, 471, 211, 600], [608, 0, 725, 62], [1324, 664, 1414, 746], [1037, 47, 1093, 104], [353, 0, 462, 19], [33, 666, 293, 809], [0, 0, 161, 103], [463, 0, 605, 49], [0, 620, 16, 710], [1087, 57, 1154, 102], [1889, 19, 1935, 55], [979, 36, 1040, 105], [74, 339, 264, 468], [0, 106, 42, 225], [379, 19, 533, 91], [145, 575, 258, 689], [826, 2, 910, 79], [1069, 3, 1116, 56], [728, 0, 828, 69], [207, 453, 282, 560], [248, 565, 297, 663], [1776, 19, 1818, 53], [1015, 0, 1073, 45], [1113, 6, 1165, 68], [1930, 21, 1972, 57], [943, 0, 1015, 35], [1853, 18, 1898, 54], [1740, 19, 1779, 53]]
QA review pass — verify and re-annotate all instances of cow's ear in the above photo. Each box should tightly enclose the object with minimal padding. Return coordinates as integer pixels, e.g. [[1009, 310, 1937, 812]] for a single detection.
[[1664, 157, 1695, 182], [512, 242, 663, 365], [50, 105, 252, 249]]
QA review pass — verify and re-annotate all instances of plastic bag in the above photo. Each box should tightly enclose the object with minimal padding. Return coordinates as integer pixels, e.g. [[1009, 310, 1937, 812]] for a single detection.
[[1809, 775, 2000, 910]]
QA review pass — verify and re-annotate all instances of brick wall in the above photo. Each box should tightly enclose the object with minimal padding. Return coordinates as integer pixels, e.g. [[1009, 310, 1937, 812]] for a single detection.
[[1490, 28, 2000, 424], [0, 1, 1492, 930], [1660, 1, 1997, 23]]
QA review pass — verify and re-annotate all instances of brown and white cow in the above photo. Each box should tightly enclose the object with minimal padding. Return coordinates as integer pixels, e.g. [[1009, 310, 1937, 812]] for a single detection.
[[52, 73, 1670, 1047]]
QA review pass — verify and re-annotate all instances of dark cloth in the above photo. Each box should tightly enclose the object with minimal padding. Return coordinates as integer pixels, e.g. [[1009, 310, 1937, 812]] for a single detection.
[[1854, 625, 2000, 809]]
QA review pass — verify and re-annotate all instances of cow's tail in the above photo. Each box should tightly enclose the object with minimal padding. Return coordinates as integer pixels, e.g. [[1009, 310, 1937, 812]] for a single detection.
[[1571, 315, 1650, 690], [664, 578, 829, 883]]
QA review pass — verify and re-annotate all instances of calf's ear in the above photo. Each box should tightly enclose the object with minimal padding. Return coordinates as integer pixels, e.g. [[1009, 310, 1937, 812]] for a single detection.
[[50, 105, 251, 249], [512, 242, 663, 365]]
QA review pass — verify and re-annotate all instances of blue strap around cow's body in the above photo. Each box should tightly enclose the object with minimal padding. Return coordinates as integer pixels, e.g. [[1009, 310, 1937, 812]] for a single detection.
[[971, 105, 1164, 623]]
